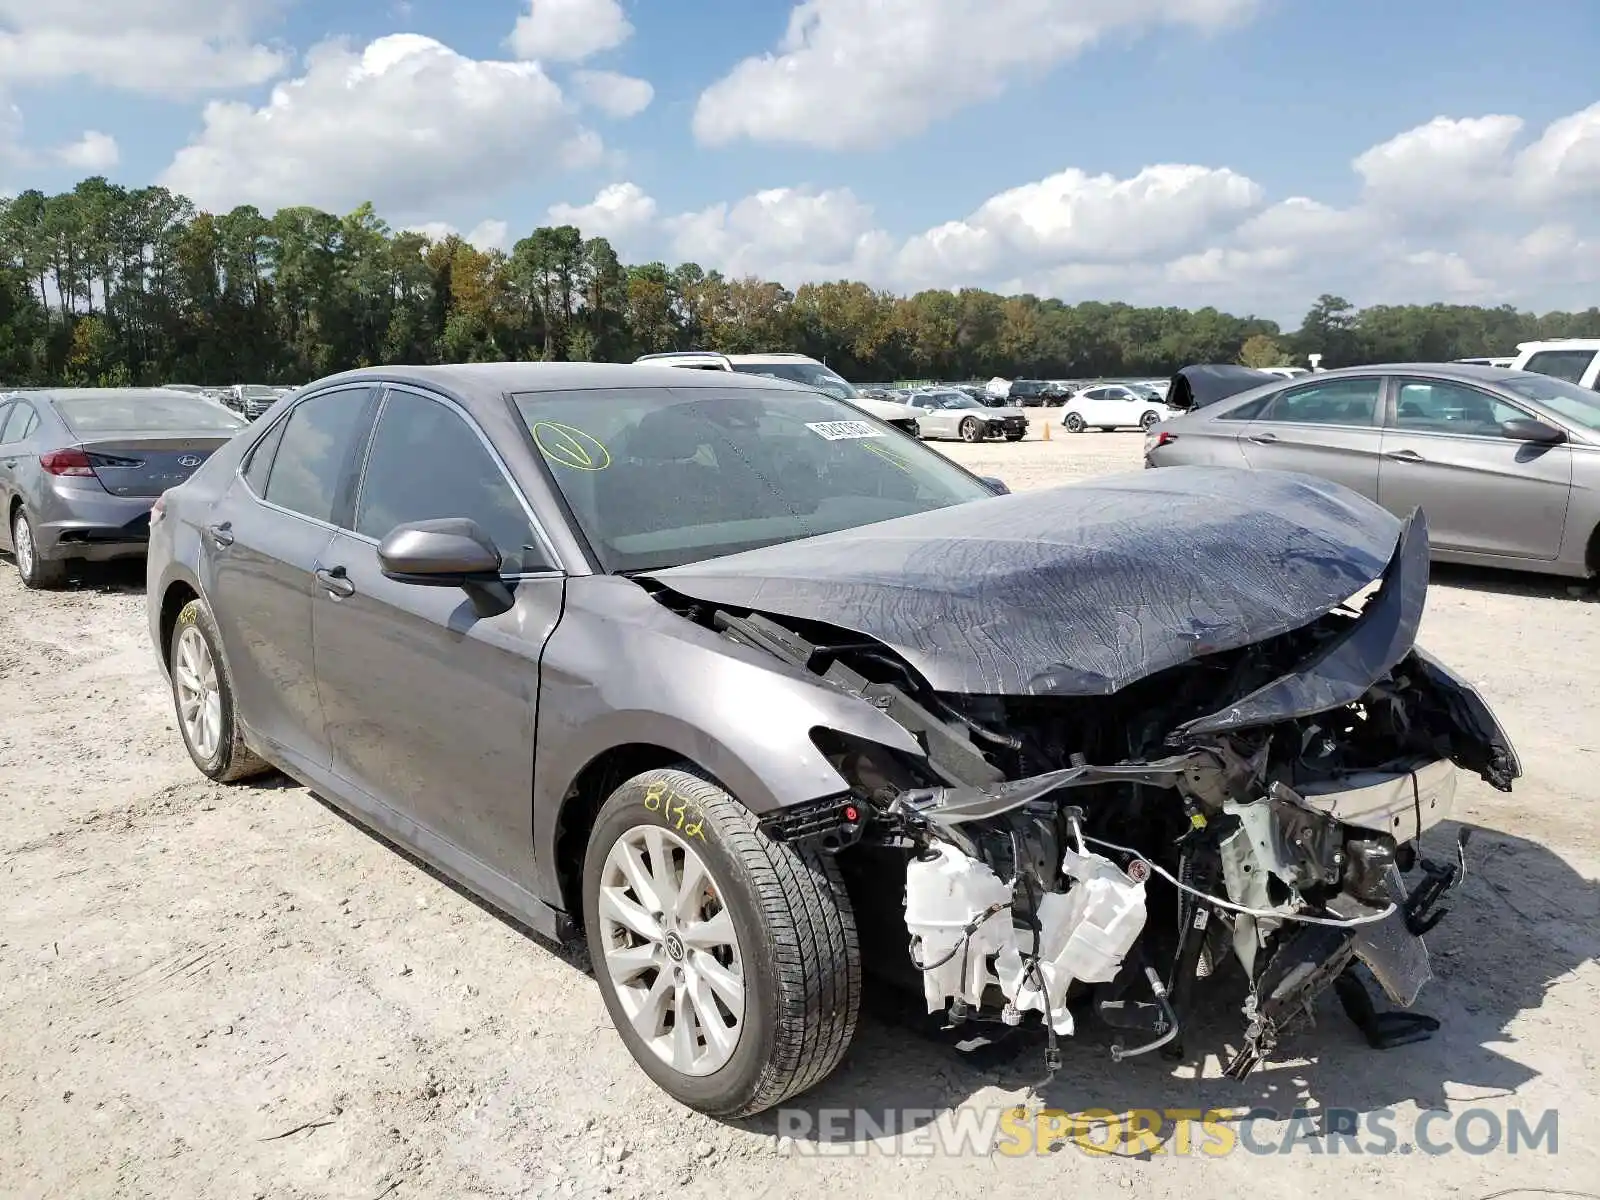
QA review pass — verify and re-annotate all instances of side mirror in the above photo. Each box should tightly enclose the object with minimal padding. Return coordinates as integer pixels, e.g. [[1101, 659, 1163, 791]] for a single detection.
[[1500, 417, 1566, 445], [378, 518, 502, 585], [979, 475, 1010, 495]]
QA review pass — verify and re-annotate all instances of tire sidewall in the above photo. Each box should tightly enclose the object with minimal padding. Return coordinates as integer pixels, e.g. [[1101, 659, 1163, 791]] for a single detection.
[[1065, 412, 1086, 432], [582, 772, 783, 1113], [170, 599, 243, 778], [960, 417, 980, 442], [1141, 411, 1160, 430]]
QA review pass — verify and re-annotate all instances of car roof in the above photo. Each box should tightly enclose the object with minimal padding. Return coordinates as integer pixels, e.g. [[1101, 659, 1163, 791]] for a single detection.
[[304, 361, 815, 400], [1293, 362, 1527, 384], [8, 387, 215, 402]]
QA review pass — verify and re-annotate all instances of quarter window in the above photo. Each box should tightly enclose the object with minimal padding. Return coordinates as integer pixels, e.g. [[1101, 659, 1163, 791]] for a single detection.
[[242, 415, 289, 496], [0, 401, 34, 443], [262, 389, 370, 524], [1393, 380, 1526, 437], [355, 389, 542, 573], [1258, 377, 1381, 427]]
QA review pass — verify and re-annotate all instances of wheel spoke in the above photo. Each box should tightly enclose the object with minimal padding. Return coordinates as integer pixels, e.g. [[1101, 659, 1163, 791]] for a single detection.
[[604, 941, 658, 982], [673, 853, 708, 923], [685, 973, 737, 1062], [690, 949, 744, 1014], [670, 980, 698, 1069], [642, 827, 674, 906], [679, 907, 734, 951], [598, 885, 663, 944], [628, 969, 673, 1041], [616, 840, 665, 914]]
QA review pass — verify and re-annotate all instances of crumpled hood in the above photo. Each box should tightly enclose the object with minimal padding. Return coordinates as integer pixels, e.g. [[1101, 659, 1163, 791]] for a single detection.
[[648, 465, 1405, 697]]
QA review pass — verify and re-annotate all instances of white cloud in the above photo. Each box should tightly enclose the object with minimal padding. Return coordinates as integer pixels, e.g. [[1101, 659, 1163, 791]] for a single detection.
[[508, 0, 632, 63], [0, 0, 286, 94], [571, 69, 654, 118], [55, 130, 119, 170], [896, 164, 1263, 284], [548, 182, 657, 243], [694, 0, 1259, 150], [402, 218, 510, 252], [667, 186, 896, 282], [158, 34, 601, 218], [1353, 115, 1525, 217], [1515, 101, 1600, 207]]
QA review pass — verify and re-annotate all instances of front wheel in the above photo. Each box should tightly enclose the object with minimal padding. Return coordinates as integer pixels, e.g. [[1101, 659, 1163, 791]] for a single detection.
[[1063, 412, 1086, 433], [959, 417, 983, 443], [583, 769, 861, 1117], [1140, 410, 1162, 430]]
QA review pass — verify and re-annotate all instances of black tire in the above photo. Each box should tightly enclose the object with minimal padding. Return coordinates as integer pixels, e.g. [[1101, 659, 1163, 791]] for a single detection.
[[1140, 410, 1161, 430], [11, 507, 67, 589], [1064, 412, 1086, 433], [582, 768, 861, 1117], [169, 598, 272, 782], [959, 417, 983, 443]]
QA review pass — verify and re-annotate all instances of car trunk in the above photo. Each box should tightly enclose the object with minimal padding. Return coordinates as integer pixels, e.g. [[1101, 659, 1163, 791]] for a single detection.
[[75, 434, 232, 497]]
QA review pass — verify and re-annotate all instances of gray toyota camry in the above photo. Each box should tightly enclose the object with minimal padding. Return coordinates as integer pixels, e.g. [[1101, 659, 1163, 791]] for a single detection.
[[147, 362, 1519, 1116]]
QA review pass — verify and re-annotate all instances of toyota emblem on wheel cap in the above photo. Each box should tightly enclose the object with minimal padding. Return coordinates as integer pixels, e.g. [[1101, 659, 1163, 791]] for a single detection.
[[178, 455, 202, 467]]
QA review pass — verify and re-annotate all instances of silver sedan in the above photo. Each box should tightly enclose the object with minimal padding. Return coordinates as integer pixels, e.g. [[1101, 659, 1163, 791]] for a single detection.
[[0, 388, 247, 588], [1144, 362, 1600, 579]]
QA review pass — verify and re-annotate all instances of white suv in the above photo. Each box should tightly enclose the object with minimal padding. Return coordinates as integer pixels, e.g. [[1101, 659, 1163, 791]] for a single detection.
[[633, 351, 924, 434], [1510, 339, 1600, 390]]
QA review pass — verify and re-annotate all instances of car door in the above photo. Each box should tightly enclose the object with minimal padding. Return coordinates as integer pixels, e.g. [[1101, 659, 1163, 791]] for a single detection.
[[1235, 375, 1385, 499], [202, 384, 376, 769], [919, 395, 953, 438], [1378, 377, 1572, 560], [1072, 387, 1107, 424], [310, 384, 566, 885]]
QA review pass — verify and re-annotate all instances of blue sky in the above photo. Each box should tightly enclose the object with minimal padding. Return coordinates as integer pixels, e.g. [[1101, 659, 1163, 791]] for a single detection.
[[3, 0, 1598, 321]]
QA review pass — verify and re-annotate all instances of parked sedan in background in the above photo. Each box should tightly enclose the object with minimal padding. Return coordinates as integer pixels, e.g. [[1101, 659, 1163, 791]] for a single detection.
[[1144, 363, 1600, 579], [1060, 383, 1179, 432], [0, 387, 246, 587], [906, 388, 1028, 441]]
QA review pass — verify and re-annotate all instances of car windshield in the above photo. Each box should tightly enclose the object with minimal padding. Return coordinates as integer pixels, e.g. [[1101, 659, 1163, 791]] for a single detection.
[[924, 391, 983, 410], [729, 362, 859, 400], [515, 387, 995, 572], [54, 394, 246, 434], [1499, 373, 1600, 433]]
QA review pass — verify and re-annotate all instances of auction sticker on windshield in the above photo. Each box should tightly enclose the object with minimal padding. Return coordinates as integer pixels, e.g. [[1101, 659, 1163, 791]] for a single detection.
[[805, 420, 885, 441]]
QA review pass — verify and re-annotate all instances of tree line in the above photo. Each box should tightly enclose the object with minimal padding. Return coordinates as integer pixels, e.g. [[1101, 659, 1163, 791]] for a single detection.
[[3, 177, 1598, 388]]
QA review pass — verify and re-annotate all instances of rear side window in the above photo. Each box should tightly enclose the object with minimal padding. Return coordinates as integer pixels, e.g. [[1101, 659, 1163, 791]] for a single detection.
[[242, 416, 289, 496], [262, 390, 369, 523], [354, 390, 542, 572], [1522, 349, 1596, 385], [1258, 377, 1382, 427], [0, 401, 32, 443]]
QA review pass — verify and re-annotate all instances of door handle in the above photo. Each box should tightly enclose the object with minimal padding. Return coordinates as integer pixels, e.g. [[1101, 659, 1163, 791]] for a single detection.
[[206, 521, 234, 547], [1246, 432, 1278, 444], [315, 565, 355, 598], [1385, 449, 1425, 463]]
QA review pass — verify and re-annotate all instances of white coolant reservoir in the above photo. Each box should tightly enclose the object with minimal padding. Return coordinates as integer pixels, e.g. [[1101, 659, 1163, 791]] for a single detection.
[[904, 843, 1016, 1016], [997, 847, 1147, 1035]]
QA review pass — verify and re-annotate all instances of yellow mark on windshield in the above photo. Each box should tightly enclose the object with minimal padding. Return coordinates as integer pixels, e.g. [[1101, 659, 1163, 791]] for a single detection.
[[863, 441, 913, 472], [532, 421, 611, 471]]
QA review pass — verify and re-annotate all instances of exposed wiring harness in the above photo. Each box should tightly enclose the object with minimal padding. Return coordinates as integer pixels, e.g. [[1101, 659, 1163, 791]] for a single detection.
[[1083, 834, 1398, 928]]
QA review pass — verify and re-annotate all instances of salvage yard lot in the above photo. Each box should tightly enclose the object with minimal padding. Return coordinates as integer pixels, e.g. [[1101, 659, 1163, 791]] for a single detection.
[[2, 420, 1597, 1199]]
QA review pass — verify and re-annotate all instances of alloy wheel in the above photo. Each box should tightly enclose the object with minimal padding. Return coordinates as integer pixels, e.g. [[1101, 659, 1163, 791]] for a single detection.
[[596, 825, 746, 1077], [174, 624, 224, 762], [12, 513, 34, 579]]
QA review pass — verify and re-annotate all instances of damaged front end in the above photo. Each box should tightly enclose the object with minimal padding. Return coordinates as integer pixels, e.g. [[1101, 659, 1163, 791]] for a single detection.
[[650, 490, 1520, 1078]]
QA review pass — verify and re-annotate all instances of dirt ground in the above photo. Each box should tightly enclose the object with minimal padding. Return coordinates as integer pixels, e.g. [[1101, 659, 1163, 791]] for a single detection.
[[3, 417, 1597, 1199]]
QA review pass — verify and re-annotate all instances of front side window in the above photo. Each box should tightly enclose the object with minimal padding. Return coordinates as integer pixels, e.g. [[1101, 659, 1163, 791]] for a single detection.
[[262, 389, 370, 523], [515, 387, 995, 573], [355, 390, 542, 573], [1259, 377, 1382, 427], [1393, 380, 1526, 437], [1522, 349, 1597, 385]]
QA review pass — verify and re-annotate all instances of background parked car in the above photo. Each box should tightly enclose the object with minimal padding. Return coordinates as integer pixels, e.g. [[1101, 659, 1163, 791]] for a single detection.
[[1059, 383, 1179, 432], [1510, 338, 1600, 390], [1144, 362, 1600, 579], [1164, 363, 1285, 412], [1006, 379, 1053, 407], [0, 387, 246, 587], [904, 388, 1028, 441]]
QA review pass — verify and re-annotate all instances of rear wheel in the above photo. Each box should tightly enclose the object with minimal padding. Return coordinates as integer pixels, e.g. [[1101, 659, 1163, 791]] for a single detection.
[[959, 417, 983, 443], [1064, 412, 1086, 433], [11, 508, 66, 589], [170, 598, 271, 782], [1140, 410, 1162, 430], [583, 768, 861, 1117]]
